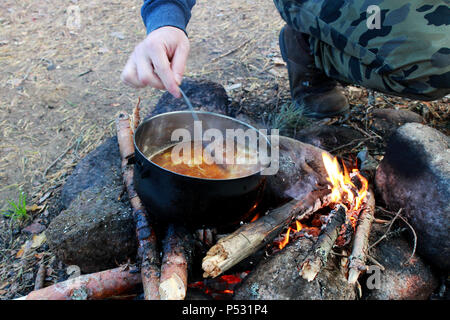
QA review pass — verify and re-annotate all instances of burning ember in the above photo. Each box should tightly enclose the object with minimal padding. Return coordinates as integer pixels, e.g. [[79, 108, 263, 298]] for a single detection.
[[276, 152, 369, 250], [188, 272, 250, 300]]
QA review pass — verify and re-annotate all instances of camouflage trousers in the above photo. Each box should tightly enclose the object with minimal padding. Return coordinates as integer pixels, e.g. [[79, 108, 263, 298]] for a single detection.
[[273, 0, 450, 100]]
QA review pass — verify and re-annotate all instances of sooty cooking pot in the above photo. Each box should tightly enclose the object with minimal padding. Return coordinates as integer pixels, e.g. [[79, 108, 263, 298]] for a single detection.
[[133, 111, 269, 229]]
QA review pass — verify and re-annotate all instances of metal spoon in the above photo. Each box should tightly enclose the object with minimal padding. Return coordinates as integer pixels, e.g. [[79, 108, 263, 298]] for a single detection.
[[179, 87, 200, 123], [179, 87, 228, 170]]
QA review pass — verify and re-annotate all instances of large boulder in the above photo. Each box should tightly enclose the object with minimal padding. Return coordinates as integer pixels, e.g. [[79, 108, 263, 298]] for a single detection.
[[147, 78, 230, 118], [48, 137, 137, 273], [364, 224, 438, 300], [369, 108, 423, 137], [294, 125, 365, 152], [375, 123, 449, 270], [46, 184, 136, 273], [61, 136, 121, 209]]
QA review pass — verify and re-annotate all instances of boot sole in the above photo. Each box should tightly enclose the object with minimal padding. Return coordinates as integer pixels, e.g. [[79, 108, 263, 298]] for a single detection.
[[302, 106, 349, 119], [280, 26, 349, 119]]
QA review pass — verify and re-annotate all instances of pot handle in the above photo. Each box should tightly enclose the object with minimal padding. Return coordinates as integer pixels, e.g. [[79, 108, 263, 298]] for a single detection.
[[135, 157, 152, 179]]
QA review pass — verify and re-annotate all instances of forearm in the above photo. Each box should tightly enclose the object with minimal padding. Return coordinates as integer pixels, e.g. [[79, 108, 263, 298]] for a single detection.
[[141, 0, 196, 34]]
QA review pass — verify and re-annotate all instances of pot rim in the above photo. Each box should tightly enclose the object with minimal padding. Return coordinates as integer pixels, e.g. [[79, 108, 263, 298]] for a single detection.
[[133, 110, 271, 182]]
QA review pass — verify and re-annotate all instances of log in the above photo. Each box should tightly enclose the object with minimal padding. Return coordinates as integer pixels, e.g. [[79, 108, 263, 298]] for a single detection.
[[116, 111, 161, 300], [299, 204, 347, 282], [17, 267, 141, 300], [202, 189, 332, 278], [159, 224, 193, 300], [347, 189, 375, 284]]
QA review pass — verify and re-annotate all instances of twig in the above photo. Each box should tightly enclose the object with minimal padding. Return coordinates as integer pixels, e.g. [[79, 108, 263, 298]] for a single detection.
[[367, 255, 385, 271], [377, 207, 417, 265], [368, 208, 403, 250], [328, 137, 377, 153], [211, 39, 251, 62], [78, 69, 93, 77], [42, 134, 84, 178]]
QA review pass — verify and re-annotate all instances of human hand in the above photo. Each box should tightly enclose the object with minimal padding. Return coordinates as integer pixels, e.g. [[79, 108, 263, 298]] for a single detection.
[[121, 26, 190, 98]]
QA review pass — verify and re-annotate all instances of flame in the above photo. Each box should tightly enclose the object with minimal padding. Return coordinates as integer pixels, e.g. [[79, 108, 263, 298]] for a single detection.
[[321, 152, 368, 213], [274, 153, 369, 252], [278, 227, 291, 250], [278, 220, 304, 250], [295, 220, 302, 232]]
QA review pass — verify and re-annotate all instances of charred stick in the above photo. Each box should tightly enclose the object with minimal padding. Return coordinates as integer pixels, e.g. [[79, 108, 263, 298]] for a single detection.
[[347, 189, 375, 284], [159, 224, 193, 300], [116, 111, 161, 300], [202, 189, 332, 278], [299, 204, 347, 282], [17, 267, 141, 300]]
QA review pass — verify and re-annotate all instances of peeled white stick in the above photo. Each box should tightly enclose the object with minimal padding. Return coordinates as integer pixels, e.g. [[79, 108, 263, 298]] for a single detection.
[[347, 189, 375, 284]]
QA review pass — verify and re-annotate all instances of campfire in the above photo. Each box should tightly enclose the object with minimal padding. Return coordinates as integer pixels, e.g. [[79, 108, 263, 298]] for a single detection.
[[19, 107, 376, 300], [199, 151, 374, 296], [177, 150, 373, 300], [275, 152, 369, 251]]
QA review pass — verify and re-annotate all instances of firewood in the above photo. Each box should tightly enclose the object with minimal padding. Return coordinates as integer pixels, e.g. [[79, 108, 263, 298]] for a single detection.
[[116, 111, 161, 300], [17, 267, 141, 300], [348, 189, 375, 284], [202, 189, 332, 278], [159, 224, 193, 300], [299, 204, 347, 282]]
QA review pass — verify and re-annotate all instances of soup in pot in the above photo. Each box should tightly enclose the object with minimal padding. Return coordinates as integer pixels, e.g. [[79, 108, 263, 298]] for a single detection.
[[148, 141, 262, 179]]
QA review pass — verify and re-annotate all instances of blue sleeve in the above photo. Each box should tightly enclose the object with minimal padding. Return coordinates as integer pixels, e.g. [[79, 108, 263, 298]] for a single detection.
[[141, 0, 196, 35]]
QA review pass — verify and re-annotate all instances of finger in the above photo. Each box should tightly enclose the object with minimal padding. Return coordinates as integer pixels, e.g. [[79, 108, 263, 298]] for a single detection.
[[150, 48, 180, 98], [134, 48, 165, 90], [171, 42, 189, 85], [121, 55, 145, 88]]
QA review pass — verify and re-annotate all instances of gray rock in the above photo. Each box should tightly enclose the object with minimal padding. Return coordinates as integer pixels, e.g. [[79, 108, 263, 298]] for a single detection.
[[364, 224, 438, 300], [294, 125, 366, 152], [266, 136, 330, 203], [369, 108, 423, 137], [375, 123, 450, 269], [61, 136, 121, 209], [46, 184, 136, 273]]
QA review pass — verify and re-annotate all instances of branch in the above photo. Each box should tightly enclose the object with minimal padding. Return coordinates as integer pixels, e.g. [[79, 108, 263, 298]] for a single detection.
[[202, 189, 332, 278], [17, 267, 141, 300], [159, 224, 193, 300], [116, 111, 160, 300], [347, 189, 375, 284], [299, 204, 347, 282]]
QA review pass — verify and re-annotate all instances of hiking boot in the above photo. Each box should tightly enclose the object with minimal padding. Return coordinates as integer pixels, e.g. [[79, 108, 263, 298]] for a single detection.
[[279, 25, 349, 119]]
